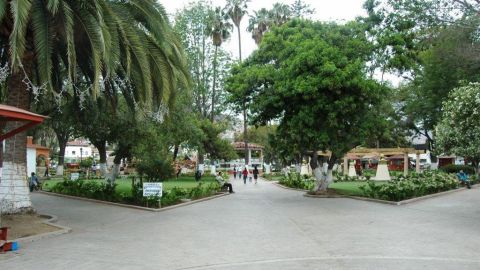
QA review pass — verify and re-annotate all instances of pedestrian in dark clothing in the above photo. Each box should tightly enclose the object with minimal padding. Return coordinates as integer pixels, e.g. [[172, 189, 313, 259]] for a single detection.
[[233, 165, 237, 179], [195, 170, 202, 182], [253, 166, 259, 184]]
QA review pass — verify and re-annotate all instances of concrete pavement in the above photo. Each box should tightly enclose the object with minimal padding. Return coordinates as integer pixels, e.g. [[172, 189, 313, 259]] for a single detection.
[[1, 177, 479, 269]]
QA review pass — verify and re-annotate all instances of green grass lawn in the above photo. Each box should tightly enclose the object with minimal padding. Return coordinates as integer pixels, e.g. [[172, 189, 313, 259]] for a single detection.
[[42, 175, 216, 196], [329, 181, 388, 197]]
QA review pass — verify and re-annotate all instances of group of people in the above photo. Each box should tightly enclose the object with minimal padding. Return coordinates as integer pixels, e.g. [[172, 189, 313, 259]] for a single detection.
[[232, 165, 259, 184], [214, 165, 261, 194]]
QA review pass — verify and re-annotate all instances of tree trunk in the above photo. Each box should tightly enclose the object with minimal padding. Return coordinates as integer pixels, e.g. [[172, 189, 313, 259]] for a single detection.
[[311, 152, 337, 192], [1, 62, 33, 213], [95, 141, 108, 177], [173, 144, 179, 161], [56, 137, 67, 176], [243, 103, 249, 165], [108, 155, 122, 185], [210, 45, 218, 122], [237, 26, 242, 61]]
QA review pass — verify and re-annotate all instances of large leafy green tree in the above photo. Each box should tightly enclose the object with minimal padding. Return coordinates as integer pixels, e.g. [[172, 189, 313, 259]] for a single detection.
[[396, 24, 480, 150], [174, 1, 232, 119], [0, 0, 188, 213], [436, 83, 480, 177], [227, 20, 384, 191]]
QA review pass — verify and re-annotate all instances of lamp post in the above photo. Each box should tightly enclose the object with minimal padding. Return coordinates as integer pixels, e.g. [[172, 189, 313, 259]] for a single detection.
[[80, 147, 83, 163]]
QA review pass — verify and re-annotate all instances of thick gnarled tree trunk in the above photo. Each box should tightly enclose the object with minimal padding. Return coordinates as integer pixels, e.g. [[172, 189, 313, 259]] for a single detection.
[[311, 151, 336, 193], [0, 64, 33, 214]]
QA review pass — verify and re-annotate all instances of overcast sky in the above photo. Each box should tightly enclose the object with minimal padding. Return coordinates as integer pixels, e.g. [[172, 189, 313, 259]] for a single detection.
[[161, 0, 367, 59]]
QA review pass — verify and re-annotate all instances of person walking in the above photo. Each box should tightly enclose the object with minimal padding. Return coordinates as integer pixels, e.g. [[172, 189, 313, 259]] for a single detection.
[[233, 165, 237, 179], [216, 172, 234, 193], [253, 165, 259, 184], [242, 167, 248, 184]]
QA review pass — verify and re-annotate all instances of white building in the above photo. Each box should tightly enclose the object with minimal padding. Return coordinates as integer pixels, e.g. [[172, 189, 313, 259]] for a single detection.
[[65, 139, 93, 163]]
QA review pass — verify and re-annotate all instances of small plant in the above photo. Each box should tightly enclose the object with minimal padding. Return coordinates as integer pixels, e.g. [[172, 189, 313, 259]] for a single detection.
[[279, 173, 315, 190]]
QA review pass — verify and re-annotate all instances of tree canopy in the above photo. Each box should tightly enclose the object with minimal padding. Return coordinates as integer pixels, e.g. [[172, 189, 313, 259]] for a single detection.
[[227, 19, 385, 190], [436, 83, 480, 174]]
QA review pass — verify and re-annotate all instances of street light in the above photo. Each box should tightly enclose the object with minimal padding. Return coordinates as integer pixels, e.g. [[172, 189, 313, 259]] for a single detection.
[[80, 147, 83, 163]]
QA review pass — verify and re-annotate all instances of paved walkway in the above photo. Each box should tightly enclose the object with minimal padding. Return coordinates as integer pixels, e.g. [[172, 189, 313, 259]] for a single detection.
[[1, 178, 480, 269]]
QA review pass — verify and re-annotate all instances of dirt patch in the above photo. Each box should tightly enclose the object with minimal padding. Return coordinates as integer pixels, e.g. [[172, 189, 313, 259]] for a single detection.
[[0, 214, 60, 240]]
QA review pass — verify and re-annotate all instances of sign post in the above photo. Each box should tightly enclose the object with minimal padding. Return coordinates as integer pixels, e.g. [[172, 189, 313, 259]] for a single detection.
[[143, 182, 163, 208]]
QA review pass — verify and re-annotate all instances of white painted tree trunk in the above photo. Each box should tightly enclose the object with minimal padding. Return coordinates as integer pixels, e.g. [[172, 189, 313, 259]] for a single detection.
[[56, 165, 64, 176], [107, 164, 120, 185], [314, 167, 334, 192], [100, 163, 108, 177], [0, 162, 32, 214]]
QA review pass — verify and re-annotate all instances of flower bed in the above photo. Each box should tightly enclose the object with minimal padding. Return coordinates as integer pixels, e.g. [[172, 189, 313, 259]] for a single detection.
[[359, 171, 462, 201], [48, 178, 221, 208]]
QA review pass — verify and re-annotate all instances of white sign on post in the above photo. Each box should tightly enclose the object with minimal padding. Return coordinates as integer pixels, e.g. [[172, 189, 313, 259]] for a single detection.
[[70, 173, 79, 181], [143, 182, 163, 197]]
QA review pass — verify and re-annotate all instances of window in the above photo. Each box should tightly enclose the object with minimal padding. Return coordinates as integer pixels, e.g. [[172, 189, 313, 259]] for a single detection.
[[72, 151, 76, 155], [85, 151, 89, 155]]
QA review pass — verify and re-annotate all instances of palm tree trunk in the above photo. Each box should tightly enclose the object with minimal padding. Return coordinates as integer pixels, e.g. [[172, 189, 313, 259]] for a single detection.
[[1, 61, 33, 213], [237, 25, 248, 166], [237, 26, 242, 61], [243, 103, 249, 166], [211, 45, 218, 122]]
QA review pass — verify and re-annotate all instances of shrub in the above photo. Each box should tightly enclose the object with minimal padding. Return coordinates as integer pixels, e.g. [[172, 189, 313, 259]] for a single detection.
[[136, 158, 174, 182], [279, 173, 315, 190], [50, 180, 118, 201], [333, 171, 371, 182], [359, 171, 459, 201], [439, 164, 475, 175]]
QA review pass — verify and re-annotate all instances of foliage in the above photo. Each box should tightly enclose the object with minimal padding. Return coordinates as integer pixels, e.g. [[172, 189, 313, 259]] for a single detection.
[[279, 173, 315, 191], [198, 119, 237, 161], [174, 1, 233, 119], [0, 0, 189, 106], [50, 180, 118, 201], [136, 158, 174, 182], [226, 19, 385, 189], [439, 165, 476, 175], [333, 171, 370, 182], [436, 83, 480, 173], [359, 171, 459, 201], [396, 25, 480, 150], [79, 157, 93, 169], [247, 1, 314, 45], [49, 177, 222, 208]]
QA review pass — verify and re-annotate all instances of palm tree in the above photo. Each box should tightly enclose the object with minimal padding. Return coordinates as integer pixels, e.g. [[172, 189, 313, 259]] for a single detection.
[[270, 3, 292, 26], [208, 7, 232, 122], [0, 0, 188, 213], [247, 8, 271, 45], [225, 0, 250, 165]]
